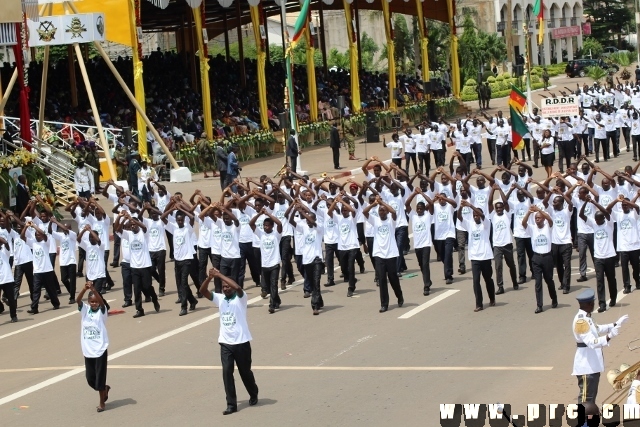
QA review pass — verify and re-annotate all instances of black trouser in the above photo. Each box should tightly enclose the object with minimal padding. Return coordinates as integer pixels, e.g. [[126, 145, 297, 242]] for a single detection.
[[103, 250, 114, 289], [294, 254, 311, 293], [532, 139, 540, 165], [279, 236, 294, 284], [472, 143, 483, 168], [132, 267, 158, 313], [522, 137, 531, 160], [594, 256, 618, 308], [433, 149, 445, 167], [198, 246, 213, 290], [289, 156, 297, 174], [211, 253, 223, 292], [405, 152, 417, 174], [620, 250, 640, 290], [239, 242, 260, 287], [496, 144, 510, 168], [219, 170, 227, 191], [190, 247, 200, 294], [165, 230, 174, 260], [220, 257, 241, 287], [111, 232, 120, 265], [14, 261, 34, 301], [121, 262, 133, 303], [220, 341, 259, 410], [365, 237, 378, 281], [515, 237, 533, 281], [0, 281, 17, 318], [532, 252, 557, 308], [595, 137, 610, 161], [48, 253, 61, 293], [471, 259, 495, 308], [578, 233, 595, 277], [577, 372, 600, 404], [31, 271, 60, 311], [175, 259, 197, 310], [332, 146, 340, 168], [551, 243, 572, 290], [557, 140, 573, 171], [633, 134, 640, 159], [375, 256, 403, 308], [577, 134, 588, 158], [486, 139, 496, 163], [304, 257, 324, 310], [417, 152, 430, 174], [607, 130, 618, 156], [459, 151, 472, 174], [493, 244, 517, 288], [340, 248, 358, 291], [60, 264, 77, 300], [434, 238, 455, 280], [325, 243, 339, 284], [78, 247, 86, 275], [415, 247, 432, 292], [262, 265, 281, 309], [85, 349, 108, 392], [395, 226, 408, 272], [622, 126, 630, 150], [150, 250, 166, 292]]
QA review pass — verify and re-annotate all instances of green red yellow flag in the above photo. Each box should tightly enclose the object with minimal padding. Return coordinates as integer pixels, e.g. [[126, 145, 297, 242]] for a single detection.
[[509, 85, 527, 150], [532, 0, 544, 45], [290, 0, 311, 48], [508, 85, 527, 113]]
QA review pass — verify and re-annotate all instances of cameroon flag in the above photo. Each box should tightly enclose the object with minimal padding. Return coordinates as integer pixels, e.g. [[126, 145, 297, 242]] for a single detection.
[[508, 85, 527, 114], [290, 0, 311, 49], [509, 86, 528, 150]]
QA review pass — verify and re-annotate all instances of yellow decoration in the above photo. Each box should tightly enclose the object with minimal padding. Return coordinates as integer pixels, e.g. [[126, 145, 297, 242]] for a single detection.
[[446, 0, 461, 98], [303, 14, 318, 122], [342, 0, 361, 113], [574, 319, 589, 334], [52, 0, 132, 47], [129, 0, 148, 156], [381, 0, 396, 111], [415, 0, 430, 82], [193, 7, 213, 139], [249, 6, 269, 130]]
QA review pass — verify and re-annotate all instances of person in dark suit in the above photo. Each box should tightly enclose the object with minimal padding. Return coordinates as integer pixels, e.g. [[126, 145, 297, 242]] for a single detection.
[[330, 122, 342, 170], [286, 129, 300, 174], [43, 167, 56, 197], [15, 175, 30, 217]]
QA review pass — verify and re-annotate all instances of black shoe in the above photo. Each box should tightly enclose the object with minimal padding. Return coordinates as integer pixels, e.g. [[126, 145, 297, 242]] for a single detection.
[[249, 396, 258, 406], [303, 292, 311, 298], [597, 306, 606, 313], [44, 294, 50, 300], [52, 305, 60, 310], [145, 296, 151, 303], [153, 300, 160, 312], [324, 281, 336, 287], [190, 301, 198, 311], [197, 292, 203, 298], [557, 285, 564, 290], [398, 299, 404, 308], [577, 276, 588, 282], [517, 278, 526, 285], [513, 284, 519, 290], [68, 298, 75, 304], [359, 265, 365, 274], [280, 281, 287, 291], [423, 289, 430, 296], [179, 309, 187, 316], [624, 288, 631, 294], [133, 311, 145, 318], [595, 159, 599, 163], [496, 286, 505, 295], [122, 301, 132, 308], [610, 300, 617, 307], [397, 272, 403, 278], [552, 300, 558, 308], [159, 290, 165, 297], [335, 166, 343, 170], [175, 299, 181, 304], [109, 263, 119, 268], [534, 307, 543, 314], [76, 272, 84, 278], [268, 307, 275, 314], [223, 406, 237, 415], [379, 306, 388, 313], [445, 278, 453, 285], [27, 309, 38, 314], [563, 289, 570, 294], [10, 317, 17, 323], [347, 290, 354, 297]]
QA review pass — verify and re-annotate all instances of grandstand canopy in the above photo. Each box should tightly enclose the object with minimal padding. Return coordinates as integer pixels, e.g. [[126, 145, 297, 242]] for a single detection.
[[140, 0, 451, 36]]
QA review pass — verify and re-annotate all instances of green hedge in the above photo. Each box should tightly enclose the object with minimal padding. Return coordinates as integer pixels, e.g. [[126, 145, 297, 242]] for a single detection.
[[461, 82, 545, 102]]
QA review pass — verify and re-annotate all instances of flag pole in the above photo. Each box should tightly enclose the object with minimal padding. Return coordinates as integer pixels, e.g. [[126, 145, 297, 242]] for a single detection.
[[524, 0, 532, 114]]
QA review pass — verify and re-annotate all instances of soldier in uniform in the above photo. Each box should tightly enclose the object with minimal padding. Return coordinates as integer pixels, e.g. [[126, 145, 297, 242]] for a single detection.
[[85, 142, 102, 192], [196, 134, 215, 178], [343, 112, 356, 160], [572, 288, 629, 403], [113, 143, 128, 181]]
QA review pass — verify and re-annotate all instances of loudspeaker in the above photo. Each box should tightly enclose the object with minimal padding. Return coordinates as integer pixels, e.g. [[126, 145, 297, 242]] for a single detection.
[[366, 127, 380, 142], [122, 126, 133, 146], [427, 100, 437, 123], [278, 112, 290, 130], [423, 81, 432, 94], [338, 96, 345, 110], [366, 111, 377, 127]]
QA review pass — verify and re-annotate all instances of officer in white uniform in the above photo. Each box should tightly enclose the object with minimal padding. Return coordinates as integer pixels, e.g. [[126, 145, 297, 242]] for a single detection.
[[572, 288, 629, 403]]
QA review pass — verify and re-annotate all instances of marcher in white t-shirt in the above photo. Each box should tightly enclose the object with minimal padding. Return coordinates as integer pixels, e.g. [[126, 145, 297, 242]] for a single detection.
[[0, 238, 17, 322], [384, 133, 404, 168], [607, 195, 640, 293], [405, 188, 434, 296], [22, 221, 60, 314], [543, 188, 574, 294], [200, 268, 259, 415], [488, 185, 518, 294], [250, 209, 283, 313], [50, 218, 78, 304], [76, 282, 110, 412], [328, 196, 360, 297]]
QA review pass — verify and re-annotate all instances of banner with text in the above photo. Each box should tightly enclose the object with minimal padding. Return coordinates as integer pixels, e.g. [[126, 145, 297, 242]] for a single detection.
[[541, 96, 580, 117]]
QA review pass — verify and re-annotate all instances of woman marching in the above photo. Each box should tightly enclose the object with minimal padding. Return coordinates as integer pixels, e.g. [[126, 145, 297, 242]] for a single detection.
[[76, 281, 110, 412]]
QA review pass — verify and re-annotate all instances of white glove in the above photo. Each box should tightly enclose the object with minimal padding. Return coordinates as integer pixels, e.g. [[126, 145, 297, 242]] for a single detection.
[[608, 325, 621, 339], [616, 315, 629, 327]]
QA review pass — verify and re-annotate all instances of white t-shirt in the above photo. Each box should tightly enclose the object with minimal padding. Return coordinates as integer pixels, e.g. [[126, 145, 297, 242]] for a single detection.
[[254, 228, 281, 268], [415, 134, 429, 153], [87, 216, 110, 252], [121, 229, 152, 268], [11, 230, 32, 265], [0, 246, 13, 285], [165, 222, 196, 262], [400, 134, 415, 153], [470, 186, 491, 214], [143, 218, 167, 252], [510, 199, 531, 238], [410, 211, 433, 249], [383, 192, 408, 227], [296, 222, 324, 264], [549, 207, 573, 245], [79, 240, 106, 280], [234, 207, 256, 244], [27, 236, 53, 274], [197, 214, 212, 249], [489, 212, 512, 247], [587, 218, 616, 259], [539, 137, 555, 155], [462, 217, 493, 260], [79, 302, 109, 358], [333, 213, 359, 250], [272, 202, 294, 237], [366, 215, 398, 259], [216, 219, 241, 259], [433, 204, 456, 240], [528, 216, 552, 254], [387, 141, 403, 159], [615, 210, 640, 252], [573, 195, 595, 234], [209, 218, 223, 255], [212, 292, 252, 345], [52, 230, 78, 267]]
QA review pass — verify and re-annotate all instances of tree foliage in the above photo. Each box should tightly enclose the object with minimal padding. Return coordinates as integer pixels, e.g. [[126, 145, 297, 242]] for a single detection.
[[393, 15, 414, 74], [582, 0, 634, 45], [360, 32, 379, 71], [457, 12, 506, 84], [426, 20, 450, 72], [580, 37, 604, 58]]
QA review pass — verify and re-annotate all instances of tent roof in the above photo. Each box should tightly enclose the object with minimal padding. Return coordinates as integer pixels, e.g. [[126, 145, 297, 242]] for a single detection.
[[140, 0, 451, 36]]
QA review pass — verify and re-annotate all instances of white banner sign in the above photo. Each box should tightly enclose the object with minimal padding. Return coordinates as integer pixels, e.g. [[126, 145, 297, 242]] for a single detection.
[[27, 13, 105, 46], [540, 96, 580, 117]]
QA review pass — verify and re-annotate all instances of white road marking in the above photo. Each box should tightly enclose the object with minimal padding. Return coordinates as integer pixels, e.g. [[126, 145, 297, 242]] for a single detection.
[[317, 335, 375, 366], [0, 300, 115, 341], [0, 365, 554, 373], [397, 290, 460, 319]]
